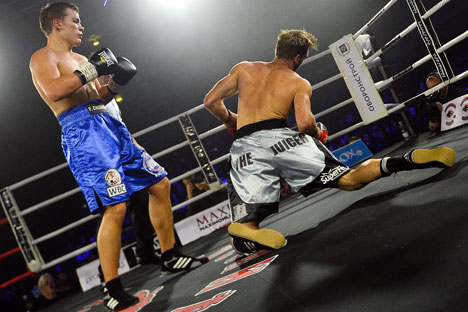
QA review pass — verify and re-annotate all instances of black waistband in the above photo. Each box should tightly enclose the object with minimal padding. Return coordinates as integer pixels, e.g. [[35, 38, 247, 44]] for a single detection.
[[57, 100, 107, 128], [234, 119, 288, 140]]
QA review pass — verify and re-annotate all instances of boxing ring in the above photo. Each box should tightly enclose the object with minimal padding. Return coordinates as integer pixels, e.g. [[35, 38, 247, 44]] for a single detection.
[[1, 0, 468, 309]]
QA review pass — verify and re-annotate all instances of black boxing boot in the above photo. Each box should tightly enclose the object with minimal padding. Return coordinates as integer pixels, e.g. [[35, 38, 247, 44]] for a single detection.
[[160, 248, 209, 276], [103, 277, 139, 311], [380, 147, 456, 176]]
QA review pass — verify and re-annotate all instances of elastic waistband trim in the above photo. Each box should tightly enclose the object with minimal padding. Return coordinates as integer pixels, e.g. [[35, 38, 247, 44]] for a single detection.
[[234, 119, 288, 140], [57, 100, 107, 128]]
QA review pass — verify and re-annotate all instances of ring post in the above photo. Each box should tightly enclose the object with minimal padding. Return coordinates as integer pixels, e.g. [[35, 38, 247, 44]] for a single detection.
[[0, 188, 44, 272]]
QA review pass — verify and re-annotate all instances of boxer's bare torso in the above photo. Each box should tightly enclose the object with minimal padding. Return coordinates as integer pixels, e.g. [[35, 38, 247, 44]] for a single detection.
[[30, 47, 101, 117]]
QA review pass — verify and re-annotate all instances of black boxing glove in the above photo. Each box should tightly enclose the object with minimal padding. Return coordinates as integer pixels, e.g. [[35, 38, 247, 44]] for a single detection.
[[316, 122, 329, 143], [74, 48, 118, 84], [107, 57, 137, 94]]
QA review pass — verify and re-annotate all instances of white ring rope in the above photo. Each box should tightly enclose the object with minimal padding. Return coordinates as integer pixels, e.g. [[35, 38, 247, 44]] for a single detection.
[[375, 29, 468, 90], [32, 214, 99, 245], [366, 0, 451, 65], [386, 69, 468, 114], [302, 0, 401, 66], [309, 0, 452, 94], [329, 68, 468, 141], [313, 27, 468, 125], [353, 0, 400, 38], [3, 0, 467, 272]]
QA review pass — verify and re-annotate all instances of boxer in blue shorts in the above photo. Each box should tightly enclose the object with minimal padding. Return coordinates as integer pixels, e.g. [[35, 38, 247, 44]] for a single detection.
[[204, 29, 456, 256], [58, 100, 167, 213], [30, 3, 207, 311]]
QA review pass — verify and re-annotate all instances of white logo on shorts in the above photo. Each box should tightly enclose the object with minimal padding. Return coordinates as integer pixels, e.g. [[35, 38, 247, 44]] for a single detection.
[[232, 203, 247, 222], [105, 169, 121, 186], [320, 166, 348, 184], [142, 152, 165, 177], [104, 169, 127, 197]]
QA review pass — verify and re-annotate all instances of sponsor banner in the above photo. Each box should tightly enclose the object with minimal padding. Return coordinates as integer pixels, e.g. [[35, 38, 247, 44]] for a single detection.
[[332, 139, 373, 167], [76, 250, 130, 292], [330, 34, 388, 124], [441, 94, 468, 131], [175, 200, 231, 246]]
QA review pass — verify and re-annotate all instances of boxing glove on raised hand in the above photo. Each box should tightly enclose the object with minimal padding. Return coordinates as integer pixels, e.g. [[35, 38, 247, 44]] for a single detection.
[[107, 57, 137, 94], [316, 122, 329, 143], [74, 48, 118, 84]]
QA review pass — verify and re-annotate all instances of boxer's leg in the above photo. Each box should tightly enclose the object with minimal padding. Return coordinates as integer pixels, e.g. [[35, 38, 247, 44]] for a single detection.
[[98, 202, 127, 282], [147, 177, 208, 275], [98, 202, 139, 311], [337, 147, 456, 190], [226, 162, 286, 255], [336, 159, 382, 191], [147, 177, 175, 253]]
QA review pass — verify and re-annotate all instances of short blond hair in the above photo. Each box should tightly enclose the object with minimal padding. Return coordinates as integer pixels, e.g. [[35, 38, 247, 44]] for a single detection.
[[275, 29, 318, 59]]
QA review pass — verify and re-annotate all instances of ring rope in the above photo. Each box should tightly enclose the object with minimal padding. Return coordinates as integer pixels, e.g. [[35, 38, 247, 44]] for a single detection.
[[309, 0, 452, 94], [0, 271, 34, 290], [353, 0, 400, 38], [0, 246, 20, 260], [386, 69, 468, 114], [329, 68, 468, 141], [366, 0, 451, 65], [32, 214, 99, 245], [375, 29, 468, 90]]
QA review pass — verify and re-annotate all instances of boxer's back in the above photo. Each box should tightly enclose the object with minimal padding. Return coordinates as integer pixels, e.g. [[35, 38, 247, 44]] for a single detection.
[[236, 61, 308, 129]]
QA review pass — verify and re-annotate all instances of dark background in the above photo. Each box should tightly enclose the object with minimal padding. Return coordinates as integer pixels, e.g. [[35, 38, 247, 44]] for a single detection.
[[0, 0, 467, 310]]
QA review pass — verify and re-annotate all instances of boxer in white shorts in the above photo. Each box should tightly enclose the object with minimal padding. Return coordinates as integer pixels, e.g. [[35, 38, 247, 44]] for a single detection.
[[204, 29, 455, 255]]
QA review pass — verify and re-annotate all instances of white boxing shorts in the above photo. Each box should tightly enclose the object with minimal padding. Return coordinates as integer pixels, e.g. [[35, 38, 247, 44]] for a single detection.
[[228, 119, 349, 223]]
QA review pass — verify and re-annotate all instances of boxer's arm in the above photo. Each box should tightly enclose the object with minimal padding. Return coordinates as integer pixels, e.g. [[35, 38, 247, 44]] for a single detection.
[[204, 64, 241, 125], [294, 80, 322, 138], [30, 50, 84, 102]]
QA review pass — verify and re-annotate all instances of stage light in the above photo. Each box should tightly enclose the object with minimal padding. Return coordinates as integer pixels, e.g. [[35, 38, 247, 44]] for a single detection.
[[154, 0, 189, 11], [93, 41, 99, 46], [115, 95, 123, 103]]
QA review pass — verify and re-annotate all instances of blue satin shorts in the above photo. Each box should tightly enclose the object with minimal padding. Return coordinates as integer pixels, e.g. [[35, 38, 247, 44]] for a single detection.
[[58, 100, 167, 214]]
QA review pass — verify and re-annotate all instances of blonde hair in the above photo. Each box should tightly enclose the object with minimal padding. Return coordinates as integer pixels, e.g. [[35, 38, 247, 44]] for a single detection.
[[275, 29, 318, 59]]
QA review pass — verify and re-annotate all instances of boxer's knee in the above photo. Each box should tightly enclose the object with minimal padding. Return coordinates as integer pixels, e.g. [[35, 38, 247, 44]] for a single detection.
[[102, 202, 127, 226], [337, 159, 381, 190], [337, 170, 365, 191], [148, 177, 170, 199]]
